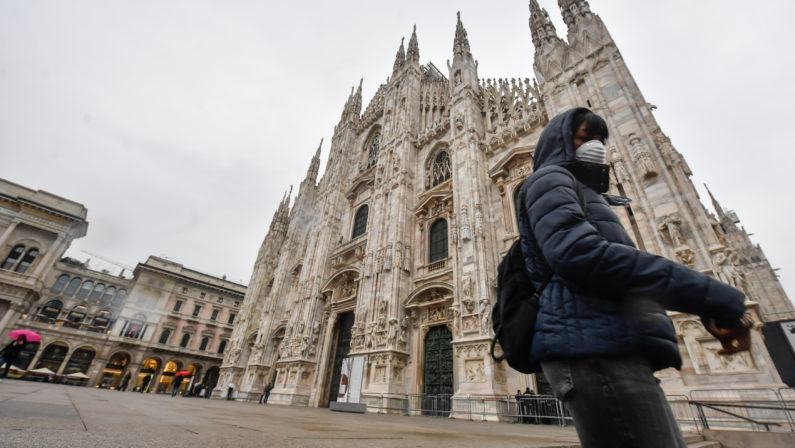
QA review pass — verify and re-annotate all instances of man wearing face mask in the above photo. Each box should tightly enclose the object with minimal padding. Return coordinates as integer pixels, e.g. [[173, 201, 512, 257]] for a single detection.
[[516, 108, 751, 447]]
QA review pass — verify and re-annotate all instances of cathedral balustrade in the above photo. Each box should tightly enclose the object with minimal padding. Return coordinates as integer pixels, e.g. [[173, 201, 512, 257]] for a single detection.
[[415, 258, 452, 282]]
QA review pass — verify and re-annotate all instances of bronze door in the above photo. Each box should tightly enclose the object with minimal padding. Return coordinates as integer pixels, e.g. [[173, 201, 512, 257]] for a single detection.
[[422, 325, 453, 416]]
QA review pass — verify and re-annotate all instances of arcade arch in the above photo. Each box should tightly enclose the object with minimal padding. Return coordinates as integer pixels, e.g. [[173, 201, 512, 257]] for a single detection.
[[101, 352, 130, 389]]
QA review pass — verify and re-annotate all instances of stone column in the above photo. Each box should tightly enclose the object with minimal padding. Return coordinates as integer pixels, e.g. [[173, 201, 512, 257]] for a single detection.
[[0, 304, 21, 335], [0, 221, 19, 249]]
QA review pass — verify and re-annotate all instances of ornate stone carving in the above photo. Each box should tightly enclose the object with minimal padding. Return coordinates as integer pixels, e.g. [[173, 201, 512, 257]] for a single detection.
[[675, 246, 695, 268], [454, 343, 488, 359], [711, 247, 747, 294], [627, 133, 657, 179], [658, 214, 686, 248], [460, 205, 472, 241], [464, 359, 486, 382]]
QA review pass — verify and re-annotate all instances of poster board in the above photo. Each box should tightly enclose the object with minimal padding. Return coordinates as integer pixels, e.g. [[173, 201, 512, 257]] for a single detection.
[[336, 355, 365, 403]]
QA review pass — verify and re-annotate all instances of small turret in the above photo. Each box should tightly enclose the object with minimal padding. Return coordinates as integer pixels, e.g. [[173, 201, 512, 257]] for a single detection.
[[393, 37, 405, 75], [529, 0, 565, 49], [452, 12, 471, 61], [305, 139, 322, 184], [406, 25, 420, 64], [558, 0, 593, 28]]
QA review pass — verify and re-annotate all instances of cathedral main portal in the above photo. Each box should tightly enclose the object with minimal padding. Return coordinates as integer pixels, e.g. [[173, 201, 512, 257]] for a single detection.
[[422, 325, 454, 416], [327, 312, 355, 406]]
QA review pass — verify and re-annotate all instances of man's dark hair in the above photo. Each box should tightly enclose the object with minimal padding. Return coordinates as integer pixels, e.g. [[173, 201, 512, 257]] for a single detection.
[[571, 109, 609, 140]]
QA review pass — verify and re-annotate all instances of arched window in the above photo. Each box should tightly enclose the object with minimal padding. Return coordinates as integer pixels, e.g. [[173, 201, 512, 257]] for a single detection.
[[100, 286, 116, 305], [366, 132, 380, 169], [63, 347, 95, 375], [429, 219, 449, 263], [217, 340, 227, 354], [76, 280, 94, 298], [68, 306, 88, 322], [65, 277, 82, 296], [14, 248, 39, 273], [351, 205, 369, 238], [159, 329, 172, 345], [180, 333, 191, 348], [40, 300, 63, 320], [124, 313, 146, 338], [91, 310, 112, 330], [113, 289, 127, 306], [199, 336, 210, 351], [431, 151, 452, 187], [89, 283, 105, 300], [52, 274, 70, 292], [66, 305, 88, 326], [1, 245, 25, 270], [34, 342, 69, 372]]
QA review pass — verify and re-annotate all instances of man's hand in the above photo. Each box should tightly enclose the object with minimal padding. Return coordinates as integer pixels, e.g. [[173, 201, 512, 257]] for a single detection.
[[700, 314, 753, 355]]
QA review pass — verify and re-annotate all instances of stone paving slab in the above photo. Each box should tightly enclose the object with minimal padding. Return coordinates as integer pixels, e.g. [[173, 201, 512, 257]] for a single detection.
[[0, 380, 582, 447]]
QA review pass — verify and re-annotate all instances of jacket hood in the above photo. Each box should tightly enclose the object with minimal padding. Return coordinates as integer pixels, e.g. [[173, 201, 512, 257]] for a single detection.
[[533, 107, 590, 171]]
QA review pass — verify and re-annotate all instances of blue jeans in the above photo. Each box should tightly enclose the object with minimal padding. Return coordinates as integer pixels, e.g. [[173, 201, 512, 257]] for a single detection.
[[0, 356, 11, 378], [541, 355, 686, 448]]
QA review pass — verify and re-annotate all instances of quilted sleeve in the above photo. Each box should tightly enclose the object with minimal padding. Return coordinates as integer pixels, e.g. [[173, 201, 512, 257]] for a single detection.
[[522, 166, 745, 327]]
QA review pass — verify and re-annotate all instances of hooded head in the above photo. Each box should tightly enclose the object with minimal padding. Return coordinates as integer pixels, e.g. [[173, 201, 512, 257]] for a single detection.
[[533, 107, 611, 192], [533, 107, 609, 169]]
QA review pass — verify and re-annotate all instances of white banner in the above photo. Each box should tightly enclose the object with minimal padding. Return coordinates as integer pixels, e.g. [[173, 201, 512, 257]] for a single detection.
[[336, 355, 365, 403]]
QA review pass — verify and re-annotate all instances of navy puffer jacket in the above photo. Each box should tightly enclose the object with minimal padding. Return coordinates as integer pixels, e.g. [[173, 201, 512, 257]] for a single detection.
[[516, 108, 746, 371]]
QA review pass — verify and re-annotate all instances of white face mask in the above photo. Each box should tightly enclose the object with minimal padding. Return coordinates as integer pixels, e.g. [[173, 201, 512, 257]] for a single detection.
[[575, 139, 606, 164]]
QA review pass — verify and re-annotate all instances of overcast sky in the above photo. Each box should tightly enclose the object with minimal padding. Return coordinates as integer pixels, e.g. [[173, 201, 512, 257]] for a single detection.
[[1, 0, 793, 301]]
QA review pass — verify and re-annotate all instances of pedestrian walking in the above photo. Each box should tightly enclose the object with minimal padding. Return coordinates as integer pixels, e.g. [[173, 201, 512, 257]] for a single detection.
[[0, 334, 27, 379], [515, 107, 751, 448], [226, 382, 235, 401], [203, 384, 211, 399], [260, 382, 272, 404], [140, 374, 151, 393], [118, 373, 131, 392], [171, 375, 184, 397]]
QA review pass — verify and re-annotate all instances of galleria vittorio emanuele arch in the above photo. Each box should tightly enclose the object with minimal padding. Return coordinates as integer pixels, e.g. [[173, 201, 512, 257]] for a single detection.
[[217, 1, 793, 416]]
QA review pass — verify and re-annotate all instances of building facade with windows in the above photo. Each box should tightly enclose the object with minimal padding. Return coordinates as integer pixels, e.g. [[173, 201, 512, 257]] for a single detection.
[[1, 178, 245, 393], [0, 178, 88, 336], [6, 255, 245, 393], [220, 1, 794, 411]]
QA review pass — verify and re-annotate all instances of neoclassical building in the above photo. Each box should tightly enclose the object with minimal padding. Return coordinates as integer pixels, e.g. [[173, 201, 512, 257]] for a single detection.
[[1, 177, 244, 393], [219, 1, 792, 412]]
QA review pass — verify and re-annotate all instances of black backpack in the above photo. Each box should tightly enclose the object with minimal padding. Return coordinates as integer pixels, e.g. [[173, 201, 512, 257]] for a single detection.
[[490, 180, 586, 374]]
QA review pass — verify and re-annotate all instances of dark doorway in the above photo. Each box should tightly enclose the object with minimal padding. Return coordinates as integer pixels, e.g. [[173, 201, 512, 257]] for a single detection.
[[327, 312, 355, 405], [422, 325, 453, 416]]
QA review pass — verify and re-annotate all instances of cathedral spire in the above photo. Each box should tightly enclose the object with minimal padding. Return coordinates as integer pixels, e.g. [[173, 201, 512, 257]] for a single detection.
[[453, 11, 471, 58], [406, 25, 420, 64], [704, 184, 726, 219], [529, 0, 562, 49], [393, 37, 405, 74], [306, 139, 322, 183], [558, 0, 593, 28], [352, 79, 363, 117]]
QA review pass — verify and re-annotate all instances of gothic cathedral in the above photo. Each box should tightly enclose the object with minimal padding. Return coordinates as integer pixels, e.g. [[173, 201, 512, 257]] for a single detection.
[[219, 1, 792, 412]]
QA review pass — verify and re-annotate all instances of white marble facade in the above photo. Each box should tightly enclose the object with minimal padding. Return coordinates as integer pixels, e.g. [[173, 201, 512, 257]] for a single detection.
[[219, 1, 791, 410]]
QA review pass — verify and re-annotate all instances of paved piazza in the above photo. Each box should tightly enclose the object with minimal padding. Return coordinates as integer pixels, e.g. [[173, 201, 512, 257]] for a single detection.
[[0, 380, 581, 448]]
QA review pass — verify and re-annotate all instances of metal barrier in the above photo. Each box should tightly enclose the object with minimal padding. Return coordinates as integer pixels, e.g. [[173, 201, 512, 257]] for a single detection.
[[361, 393, 572, 425], [688, 388, 795, 432], [358, 388, 795, 433]]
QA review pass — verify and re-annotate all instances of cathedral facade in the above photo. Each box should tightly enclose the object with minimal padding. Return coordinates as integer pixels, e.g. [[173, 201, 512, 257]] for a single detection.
[[218, 1, 792, 411]]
